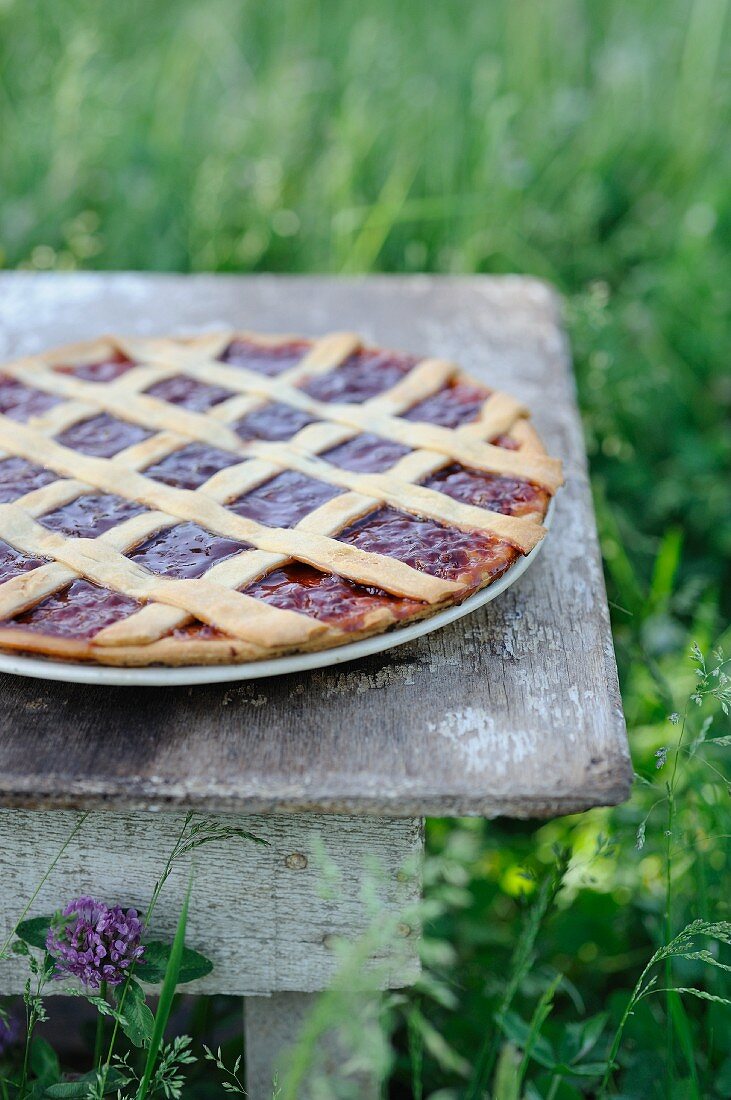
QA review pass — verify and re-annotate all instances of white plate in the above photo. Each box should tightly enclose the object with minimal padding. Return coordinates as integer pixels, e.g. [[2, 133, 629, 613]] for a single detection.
[[0, 504, 552, 687]]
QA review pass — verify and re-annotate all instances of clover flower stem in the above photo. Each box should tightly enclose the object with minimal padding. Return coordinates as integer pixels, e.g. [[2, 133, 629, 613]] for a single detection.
[[97, 813, 194, 1094], [19, 1024, 29, 1100], [94, 981, 108, 1068], [19, 962, 47, 1100]]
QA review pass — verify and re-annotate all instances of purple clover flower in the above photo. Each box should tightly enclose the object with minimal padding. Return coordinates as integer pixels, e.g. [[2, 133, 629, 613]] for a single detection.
[[46, 896, 145, 991]]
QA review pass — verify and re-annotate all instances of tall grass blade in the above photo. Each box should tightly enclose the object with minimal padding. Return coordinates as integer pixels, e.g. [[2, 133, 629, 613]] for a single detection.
[[667, 990, 701, 1099], [493, 1041, 521, 1100], [0, 813, 88, 959], [517, 972, 562, 1090], [136, 872, 193, 1100], [465, 849, 570, 1098]]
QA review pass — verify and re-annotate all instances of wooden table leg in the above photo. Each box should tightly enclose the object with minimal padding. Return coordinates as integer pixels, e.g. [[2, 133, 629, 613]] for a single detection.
[[244, 992, 381, 1099], [237, 813, 424, 1097]]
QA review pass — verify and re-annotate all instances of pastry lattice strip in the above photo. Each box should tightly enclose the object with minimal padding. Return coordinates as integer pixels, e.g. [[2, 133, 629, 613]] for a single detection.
[[8, 348, 530, 538], [0, 413, 539, 649], [0, 414, 458, 602], [0, 332, 559, 650], [1, 335, 538, 538], [0, 502, 327, 648], [4, 335, 562, 490]]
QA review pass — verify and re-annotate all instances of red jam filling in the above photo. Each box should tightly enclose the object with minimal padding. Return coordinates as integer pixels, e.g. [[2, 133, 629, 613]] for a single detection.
[[219, 339, 308, 376], [234, 401, 314, 442], [301, 350, 417, 404], [0, 539, 45, 583], [424, 464, 547, 517], [171, 622, 226, 641], [0, 457, 56, 502], [56, 354, 137, 383], [491, 433, 519, 451], [38, 494, 148, 539], [129, 521, 251, 580], [56, 413, 153, 459], [145, 375, 234, 412], [0, 377, 61, 421], [229, 471, 342, 528], [244, 562, 420, 633], [0, 345, 544, 647], [337, 506, 517, 585], [404, 380, 489, 428], [2, 579, 140, 639], [144, 443, 240, 490], [322, 433, 411, 473]]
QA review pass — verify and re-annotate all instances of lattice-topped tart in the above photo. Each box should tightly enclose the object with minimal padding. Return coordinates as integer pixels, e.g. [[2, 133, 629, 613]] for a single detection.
[[0, 332, 563, 666]]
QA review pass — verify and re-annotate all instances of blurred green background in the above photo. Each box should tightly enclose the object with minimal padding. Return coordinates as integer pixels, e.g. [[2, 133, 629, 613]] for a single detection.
[[0, 0, 729, 1096]]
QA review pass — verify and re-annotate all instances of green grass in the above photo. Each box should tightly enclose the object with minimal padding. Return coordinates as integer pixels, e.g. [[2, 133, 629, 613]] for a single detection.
[[0, 0, 729, 1095]]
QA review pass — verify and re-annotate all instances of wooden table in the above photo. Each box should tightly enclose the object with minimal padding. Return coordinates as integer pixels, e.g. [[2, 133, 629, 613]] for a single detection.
[[0, 273, 630, 1096]]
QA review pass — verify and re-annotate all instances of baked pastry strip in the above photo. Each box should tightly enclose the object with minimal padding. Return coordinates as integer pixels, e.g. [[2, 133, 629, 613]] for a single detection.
[[0, 386, 542, 568], [0, 391, 546, 651], [0, 415, 459, 603], [3, 346, 561, 490], [0, 363, 528, 645], [93, 405, 549, 650], [0, 503, 326, 647], [0, 331, 560, 662]]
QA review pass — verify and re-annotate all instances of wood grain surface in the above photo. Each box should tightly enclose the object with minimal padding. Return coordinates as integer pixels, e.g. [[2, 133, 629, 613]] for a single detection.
[[0, 273, 631, 817], [245, 992, 381, 1098], [0, 810, 422, 995]]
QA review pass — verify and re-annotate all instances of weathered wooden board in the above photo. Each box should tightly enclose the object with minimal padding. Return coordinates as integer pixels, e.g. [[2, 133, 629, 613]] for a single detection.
[[0, 810, 422, 995], [245, 993, 381, 1099], [0, 273, 631, 817]]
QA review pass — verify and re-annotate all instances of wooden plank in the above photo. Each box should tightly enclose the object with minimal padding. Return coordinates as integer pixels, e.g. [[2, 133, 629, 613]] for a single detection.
[[0, 273, 631, 817], [0, 810, 422, 995], [244, 993, 381, 1099]]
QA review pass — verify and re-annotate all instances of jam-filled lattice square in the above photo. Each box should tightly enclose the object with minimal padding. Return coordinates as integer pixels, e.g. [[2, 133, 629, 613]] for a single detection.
[[37, 494, 148, 539], [144, 443, 241, 490], [0, 378, 61, 421], [145, 375, 234, 412], [0, 458, 56, 503], [229, 471, 343, 528], [129, 522, 250, 580], [56, 413, 153, 459]]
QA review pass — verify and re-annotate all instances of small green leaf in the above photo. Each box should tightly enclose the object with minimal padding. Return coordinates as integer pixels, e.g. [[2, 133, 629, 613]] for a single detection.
[[493, 1042, 521, 1100], [60, 988, 126, 1024], [556, 1060, 609, 1078], [16, 915, 53, 950], [43, 1086, 91, 1100], [137, 940, 213, 984], [120, 979, 154, 1048], [408, 1006, 470, 1077], [497, 1011, 556, 1070], [647, 527, 682, 614], [44, 1069, 127, 1097], [570, 1011, 608, 1064]]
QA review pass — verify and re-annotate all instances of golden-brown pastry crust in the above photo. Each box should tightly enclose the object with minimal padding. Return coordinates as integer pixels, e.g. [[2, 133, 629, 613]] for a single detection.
[[0, 330, 562, 666]]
